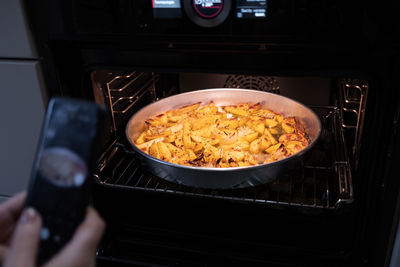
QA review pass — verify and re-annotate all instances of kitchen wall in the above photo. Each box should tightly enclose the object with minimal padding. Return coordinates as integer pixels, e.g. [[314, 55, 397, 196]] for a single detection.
[[0, 0, 46, 202]]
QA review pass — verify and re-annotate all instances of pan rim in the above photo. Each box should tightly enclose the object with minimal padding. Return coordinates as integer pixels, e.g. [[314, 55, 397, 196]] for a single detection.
[[125, 88, 322, 173]]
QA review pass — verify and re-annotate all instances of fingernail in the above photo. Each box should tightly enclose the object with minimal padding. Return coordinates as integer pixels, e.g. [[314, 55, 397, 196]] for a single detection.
[[20, 207, 38, 224]]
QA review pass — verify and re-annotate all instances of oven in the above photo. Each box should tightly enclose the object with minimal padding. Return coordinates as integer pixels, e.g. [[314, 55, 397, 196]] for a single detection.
[[24, 0, 400, 266]]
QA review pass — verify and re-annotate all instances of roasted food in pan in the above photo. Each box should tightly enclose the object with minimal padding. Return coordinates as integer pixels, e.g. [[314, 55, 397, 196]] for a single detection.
[[133, 101, 309, 168], [126, 89, 321, 188]]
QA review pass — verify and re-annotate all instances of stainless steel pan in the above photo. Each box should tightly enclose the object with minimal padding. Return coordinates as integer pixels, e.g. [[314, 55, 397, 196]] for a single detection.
[[126, 89, 321, 189]]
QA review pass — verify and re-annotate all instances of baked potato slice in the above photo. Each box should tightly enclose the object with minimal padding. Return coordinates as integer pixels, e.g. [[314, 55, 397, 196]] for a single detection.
[[203, 144, 220, 163], [218, 118, 239, 130], [135, 132, 146, 145], [285, 141, 305, 154], [243, 132, 259, 142], [282, 122, 295, 133], [136, 137, 164, 153], [196, 101, 218, 115], [172, 102, 201, 116], [265, 143, 283, 154], [278, 133, 308, 146], [191, 135, 220, 146], [174, 132, 184, 149], [265, 118, 278, 128], [192, 127, 212, 138], [223, 106, 249, 117], [264, 128, 278, 145], [252, 121, 265, 135], [259, 136, 272, 151], [157, 142, 172, 161], [244, 152, 258, 165], [222, 150, 245, 163], [183, 121, 195, 149], [269, 128, 279, 135], [275, 114, 283, 123], [249, 138, 261, 154], [149, 141, 160, 158], [165, 143, 181, 155]]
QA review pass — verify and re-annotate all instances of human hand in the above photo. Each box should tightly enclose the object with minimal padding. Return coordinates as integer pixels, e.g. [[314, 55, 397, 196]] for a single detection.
[[0, 192, 105, 267]]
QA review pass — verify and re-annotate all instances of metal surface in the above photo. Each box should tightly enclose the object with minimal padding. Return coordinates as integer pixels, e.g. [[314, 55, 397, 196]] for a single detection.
[[126, 88, 321, 189], [96, 105, 352, 209], [340, 79, 368, 168], [103, 72, 158, 132], [224, 75, 280, 94]]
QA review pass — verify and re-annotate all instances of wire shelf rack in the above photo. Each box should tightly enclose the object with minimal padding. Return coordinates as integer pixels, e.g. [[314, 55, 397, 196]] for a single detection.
[[94, 105, 353, 210], [92, 74, 369, 210]]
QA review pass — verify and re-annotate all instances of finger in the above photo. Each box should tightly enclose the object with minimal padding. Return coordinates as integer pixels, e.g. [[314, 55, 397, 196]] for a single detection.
[[0, 244, 8, 263], [0, 192, 27, 242], [43, 207, 105, 267], [3, 207, 42, 267]]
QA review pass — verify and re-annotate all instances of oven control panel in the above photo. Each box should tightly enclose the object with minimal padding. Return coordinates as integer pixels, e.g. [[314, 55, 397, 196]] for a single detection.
[[153, 0, 266, 27], [45, 0, 363, 42], [182, 0, 232, 27]]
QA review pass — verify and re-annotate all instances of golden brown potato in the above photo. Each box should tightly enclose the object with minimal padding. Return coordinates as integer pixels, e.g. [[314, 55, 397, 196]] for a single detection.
[[278, 133, 308, 146], [243, 132, 259, 142], [265, 143, 283, 154], [157, 142, 172, 161], [259, 136, 272, 151], [269, 128, 279, 135], [149, 141, 160, 158], [265, 118, 278, 128], [275, 115, 283, 123], [172, 102, 201, 115], [174, 132, 184, 149], [282, 123, 295, 133], [249, 138, 261, 154], [165, 143, 181, 154], [222, 150, 245, 163], [252, 122, 265, 135], [264, 128, 278, 145], [135, 132, 146, 144], [196, 101, 218, 115], [285, 141, 304, 154], [218, 118, 239, 130], [136, 137, 164, 153], [223, 106, 249, 117]]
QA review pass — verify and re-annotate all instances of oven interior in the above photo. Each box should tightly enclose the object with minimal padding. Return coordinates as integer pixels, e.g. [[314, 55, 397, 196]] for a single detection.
[[90, 70, 368, 265]]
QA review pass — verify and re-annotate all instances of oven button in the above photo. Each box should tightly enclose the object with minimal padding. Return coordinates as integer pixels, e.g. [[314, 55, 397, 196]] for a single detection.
[[193, 0, 224, 18], [183, 0, 232, 27]]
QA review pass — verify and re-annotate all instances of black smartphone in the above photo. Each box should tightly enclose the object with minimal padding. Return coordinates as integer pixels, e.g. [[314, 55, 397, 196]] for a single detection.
[[24, 97, 105, 264]]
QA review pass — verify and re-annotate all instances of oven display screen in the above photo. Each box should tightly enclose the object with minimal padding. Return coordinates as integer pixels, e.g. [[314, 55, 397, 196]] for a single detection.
[[152, 0, 182, 18], [236, 0, 267, 18], [193, 0, 224, 18]]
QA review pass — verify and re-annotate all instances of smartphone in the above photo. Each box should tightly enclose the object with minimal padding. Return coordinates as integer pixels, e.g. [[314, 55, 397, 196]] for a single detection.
[[24, 97, 105, 264]]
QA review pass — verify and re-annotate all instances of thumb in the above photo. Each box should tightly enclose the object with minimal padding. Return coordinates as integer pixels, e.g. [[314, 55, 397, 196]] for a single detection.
[[3, 207, 42, 267]]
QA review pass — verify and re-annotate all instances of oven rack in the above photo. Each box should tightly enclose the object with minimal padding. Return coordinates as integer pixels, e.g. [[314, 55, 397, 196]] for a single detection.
[[93, 105, 353, 211], [104, 71, 158, 132], [339, 79, 368, 168]]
